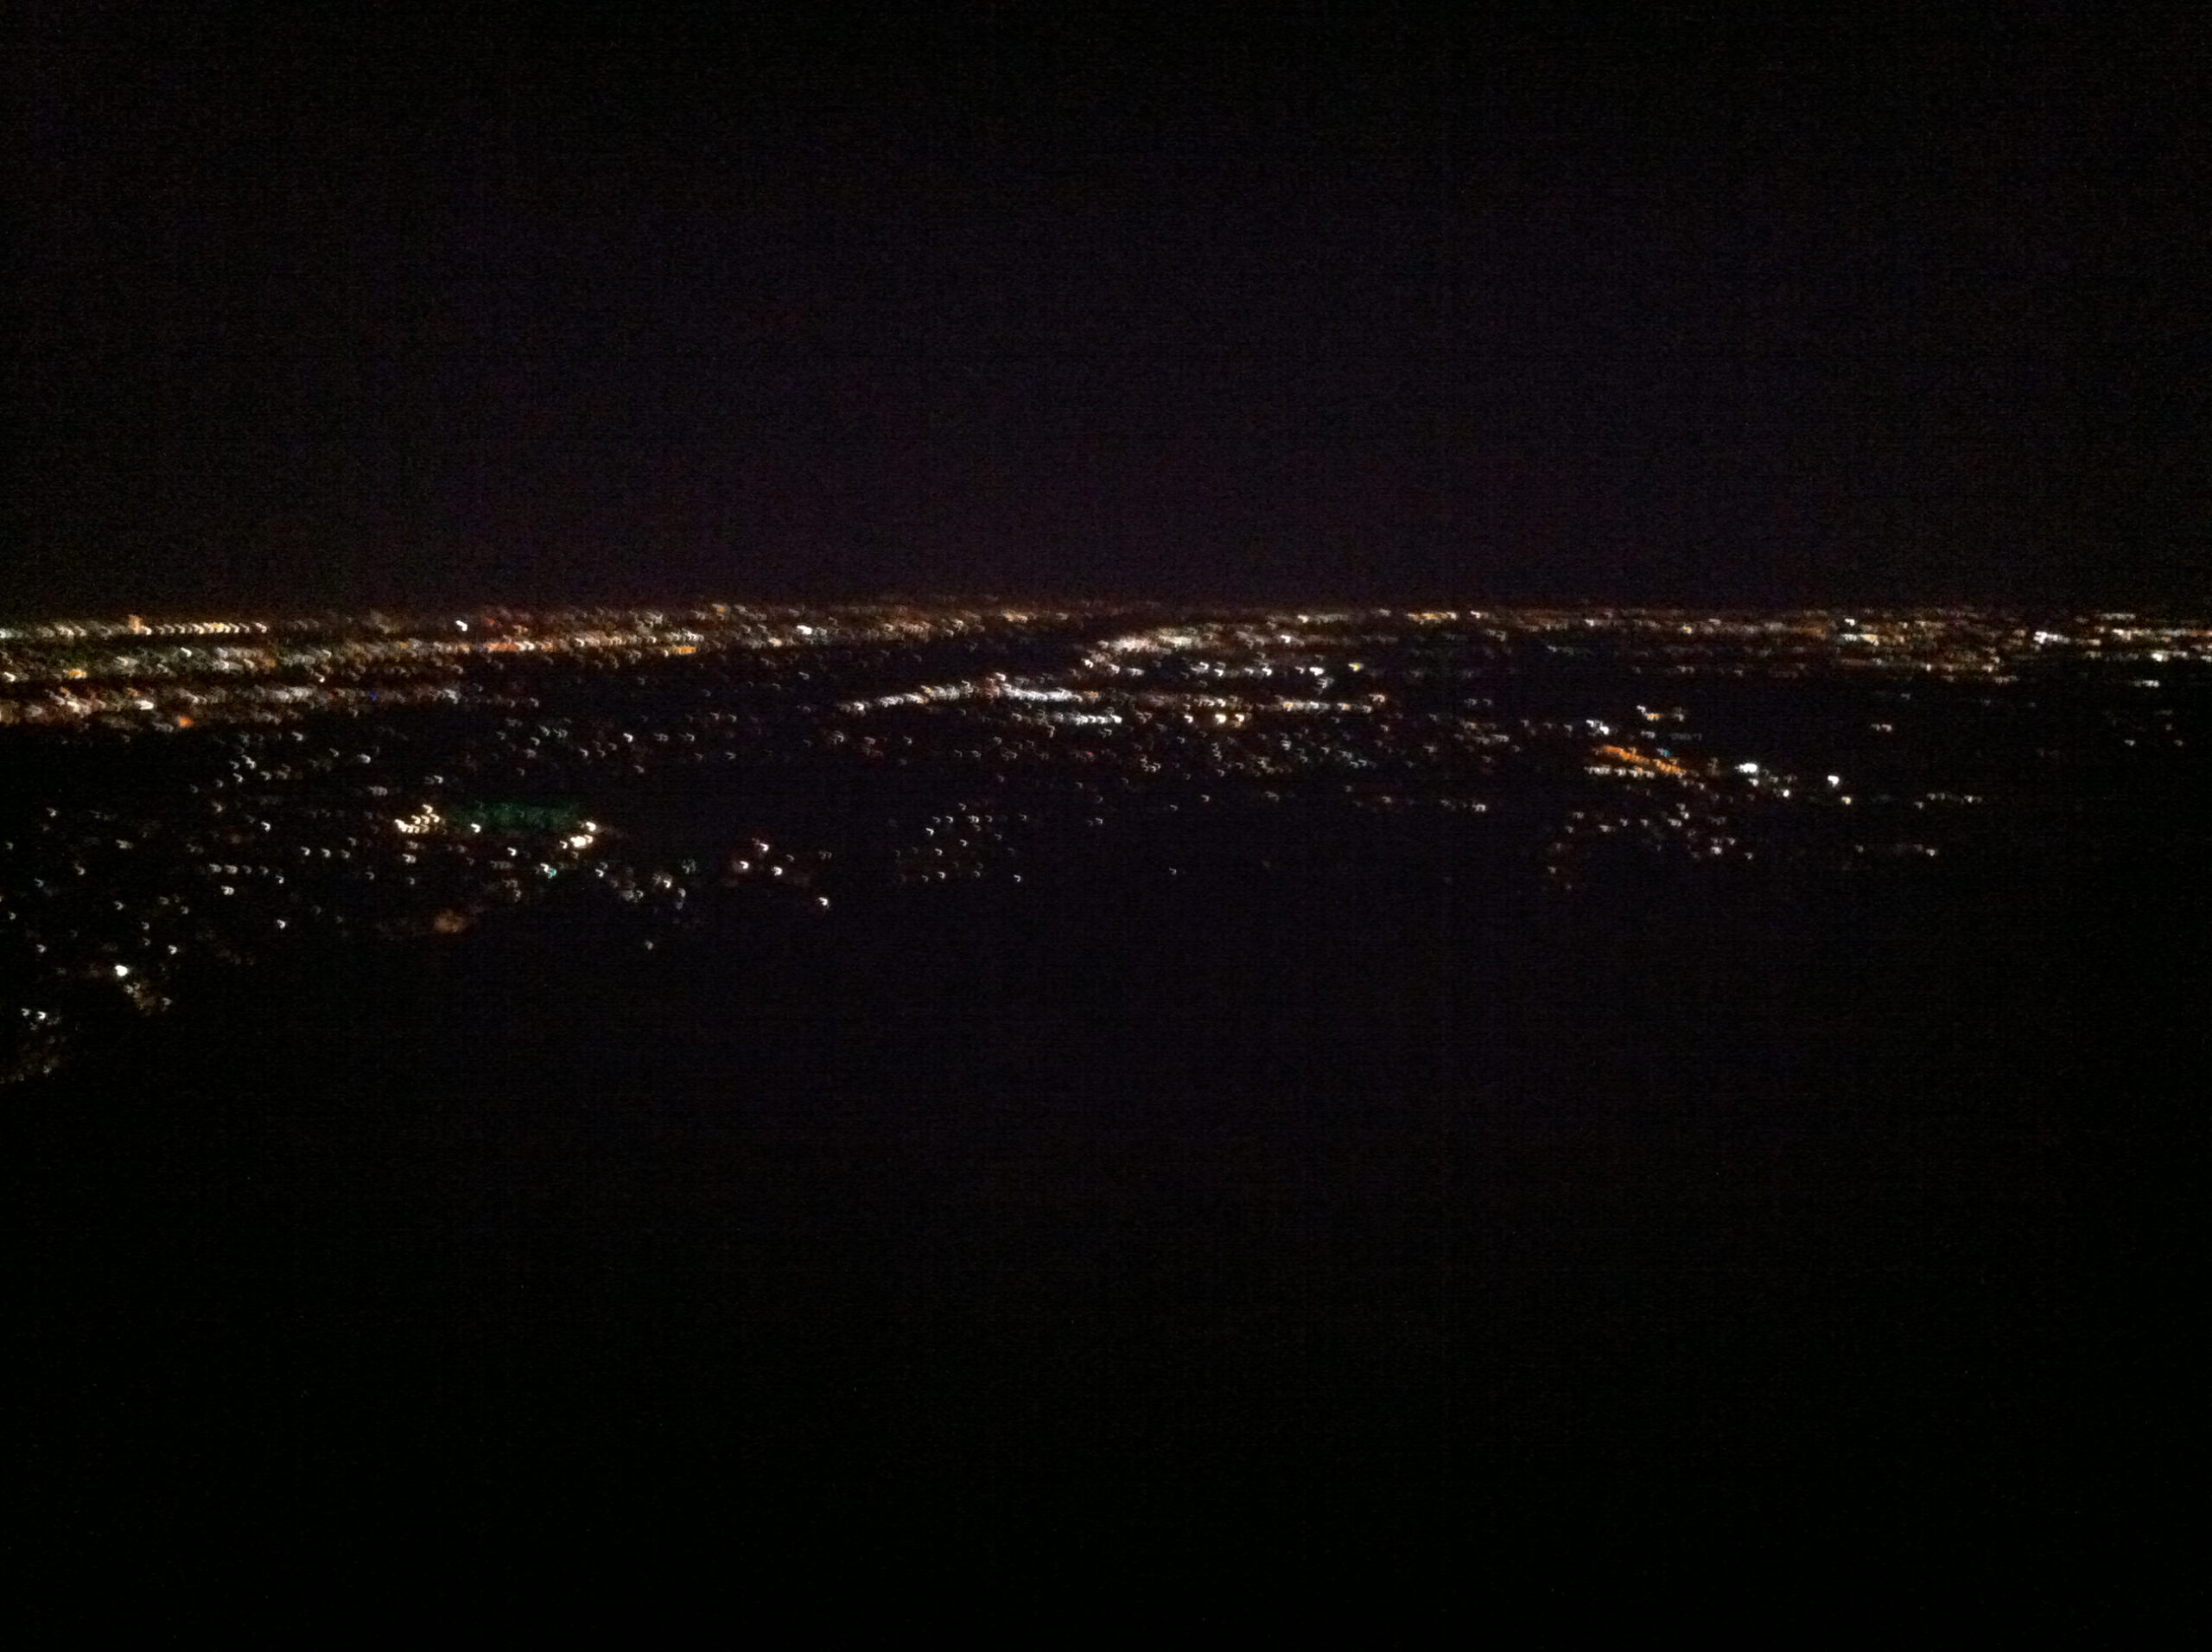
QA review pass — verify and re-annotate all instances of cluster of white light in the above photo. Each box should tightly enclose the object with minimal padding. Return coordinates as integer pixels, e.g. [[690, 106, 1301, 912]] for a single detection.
[[841, 681, 981, 712]]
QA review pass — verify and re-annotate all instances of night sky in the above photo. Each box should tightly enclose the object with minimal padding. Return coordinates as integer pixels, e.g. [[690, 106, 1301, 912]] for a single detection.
[[12, 4, 2208, 618]]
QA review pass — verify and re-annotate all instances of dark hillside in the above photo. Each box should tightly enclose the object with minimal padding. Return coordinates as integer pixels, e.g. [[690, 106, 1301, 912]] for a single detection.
[[16, 874, 2197, 1619]]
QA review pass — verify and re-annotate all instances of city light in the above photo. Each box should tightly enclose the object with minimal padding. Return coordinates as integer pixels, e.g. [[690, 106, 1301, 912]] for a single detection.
[[3, 600, 2205, 1083]]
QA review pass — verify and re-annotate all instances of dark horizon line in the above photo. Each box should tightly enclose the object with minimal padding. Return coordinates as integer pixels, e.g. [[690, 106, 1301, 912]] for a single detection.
[[7, 593, 2203, 632]]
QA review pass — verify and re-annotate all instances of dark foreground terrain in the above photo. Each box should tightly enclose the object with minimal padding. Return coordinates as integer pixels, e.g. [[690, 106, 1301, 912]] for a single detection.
[[16, 864, 2198, 1624]]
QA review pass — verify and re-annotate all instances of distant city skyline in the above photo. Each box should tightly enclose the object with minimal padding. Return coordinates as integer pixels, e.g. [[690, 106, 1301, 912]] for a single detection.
[[6, 594, 2204, 1084]]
